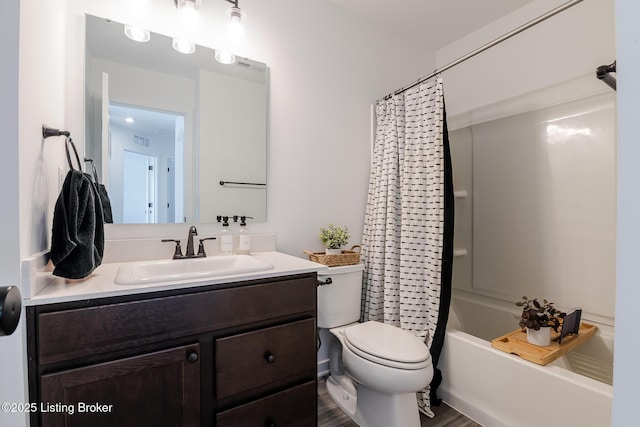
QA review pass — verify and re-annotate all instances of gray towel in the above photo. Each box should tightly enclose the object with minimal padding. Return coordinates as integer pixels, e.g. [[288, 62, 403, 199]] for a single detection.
[[51, 169, 104, 279]]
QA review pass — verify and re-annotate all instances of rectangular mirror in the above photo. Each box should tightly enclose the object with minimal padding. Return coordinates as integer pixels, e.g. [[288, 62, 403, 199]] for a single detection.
[[84, 14, 267, 224]]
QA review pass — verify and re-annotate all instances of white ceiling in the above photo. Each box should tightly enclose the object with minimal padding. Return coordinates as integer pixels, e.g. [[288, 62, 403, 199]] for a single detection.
[[326, 0, 537, 50]]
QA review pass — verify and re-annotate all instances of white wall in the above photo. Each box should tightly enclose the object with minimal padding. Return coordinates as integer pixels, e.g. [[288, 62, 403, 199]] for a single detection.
[[438, 0, 615, 117], [20, 0, 69, 260], [10, 0, 70, 425]]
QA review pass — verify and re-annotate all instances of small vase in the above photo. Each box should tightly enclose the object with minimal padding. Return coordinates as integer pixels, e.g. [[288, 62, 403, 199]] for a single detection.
[[325, 248, 342, 255], [526, 327, 551, 346]]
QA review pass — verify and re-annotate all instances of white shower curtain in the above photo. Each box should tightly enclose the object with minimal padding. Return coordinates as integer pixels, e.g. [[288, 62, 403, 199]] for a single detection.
[[361, 77, 454, 417]]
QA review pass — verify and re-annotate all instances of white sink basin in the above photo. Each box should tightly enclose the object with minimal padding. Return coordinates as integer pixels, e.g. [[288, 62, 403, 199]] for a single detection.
[[114, 255, 274, 285]]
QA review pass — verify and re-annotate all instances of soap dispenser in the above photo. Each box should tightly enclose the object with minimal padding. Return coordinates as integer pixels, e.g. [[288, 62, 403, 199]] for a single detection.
[[218, 216, 233, 256], [234, 216, 253, 255]]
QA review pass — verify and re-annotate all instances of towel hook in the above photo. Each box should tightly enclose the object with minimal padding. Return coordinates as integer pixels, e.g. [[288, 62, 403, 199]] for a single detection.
[[42, 124, 70, 139]]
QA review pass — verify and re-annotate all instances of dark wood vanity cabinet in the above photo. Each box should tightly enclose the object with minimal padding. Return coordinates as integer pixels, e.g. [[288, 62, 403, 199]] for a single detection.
[[27, 273, 318, 427]]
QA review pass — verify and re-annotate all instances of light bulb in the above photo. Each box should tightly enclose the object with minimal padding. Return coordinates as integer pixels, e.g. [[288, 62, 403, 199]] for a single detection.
[[215, 50, 236, 65], [227, 7, 245, 47], [180, 1, 198, 22], [124, 25, 150, 42], [173, 38, 196, 54], [174, 0, 200, 10]]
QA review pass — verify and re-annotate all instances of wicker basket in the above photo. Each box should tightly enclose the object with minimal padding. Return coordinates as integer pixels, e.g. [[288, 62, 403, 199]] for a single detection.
[[304, 245, 361, 267]]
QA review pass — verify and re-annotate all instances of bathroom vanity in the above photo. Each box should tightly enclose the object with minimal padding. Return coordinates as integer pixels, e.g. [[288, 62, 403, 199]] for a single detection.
[[24, 252, 322, 427]]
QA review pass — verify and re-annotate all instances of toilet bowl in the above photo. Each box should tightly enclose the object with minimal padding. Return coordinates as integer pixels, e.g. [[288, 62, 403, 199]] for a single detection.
[[318, 264, 433, 427]]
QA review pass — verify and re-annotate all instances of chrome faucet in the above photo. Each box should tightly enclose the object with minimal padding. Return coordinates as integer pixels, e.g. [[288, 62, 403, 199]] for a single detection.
[[162, 226, 216, 259]]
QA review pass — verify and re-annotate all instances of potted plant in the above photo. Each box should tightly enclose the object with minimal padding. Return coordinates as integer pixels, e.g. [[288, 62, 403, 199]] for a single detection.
[[319, 224, 350, 255], [516, 296, 566, 346]]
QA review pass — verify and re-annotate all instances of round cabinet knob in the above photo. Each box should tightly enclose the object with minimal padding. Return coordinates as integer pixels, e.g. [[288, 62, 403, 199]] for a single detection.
[[264, 351, 276, 364], [264, 418, 277, 427], [187, 352, 199, 363]]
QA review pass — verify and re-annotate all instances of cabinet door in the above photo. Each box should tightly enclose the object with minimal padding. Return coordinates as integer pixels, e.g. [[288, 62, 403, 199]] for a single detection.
[[39, 344, 200, 427]]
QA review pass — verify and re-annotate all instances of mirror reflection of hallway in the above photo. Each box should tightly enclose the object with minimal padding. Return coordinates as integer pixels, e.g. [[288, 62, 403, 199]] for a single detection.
[[108, 103, 184, 223]]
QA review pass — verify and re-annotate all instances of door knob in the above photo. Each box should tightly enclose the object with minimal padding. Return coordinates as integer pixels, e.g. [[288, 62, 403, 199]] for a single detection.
[[0, 286, 21, 336], [264, 351, 276, 364], [187, 351, 198, 363]]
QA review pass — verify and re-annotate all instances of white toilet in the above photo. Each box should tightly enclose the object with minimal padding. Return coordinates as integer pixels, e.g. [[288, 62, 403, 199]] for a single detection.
[[318, 263, 433, 427]]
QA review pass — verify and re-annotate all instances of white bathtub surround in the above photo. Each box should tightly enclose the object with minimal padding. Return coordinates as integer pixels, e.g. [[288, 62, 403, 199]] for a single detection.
[[441, 9, 617, 421], [441, 291, 613, 426], [449, 290, 614, 384], [443, 71, 617, 424], [453, 88, 616, 324], [361, 77, 455, 417], [440, 329, 612, 427]]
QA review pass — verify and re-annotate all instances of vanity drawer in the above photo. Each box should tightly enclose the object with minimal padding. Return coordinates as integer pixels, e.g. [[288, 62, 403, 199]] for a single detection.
[[216, 380, 316, 427], [37, 275, 316, 365], [215, 319, 316, 399]]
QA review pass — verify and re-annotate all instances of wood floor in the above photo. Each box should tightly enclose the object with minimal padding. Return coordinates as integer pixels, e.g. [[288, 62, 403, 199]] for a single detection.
[[317, 378, 483, 427]]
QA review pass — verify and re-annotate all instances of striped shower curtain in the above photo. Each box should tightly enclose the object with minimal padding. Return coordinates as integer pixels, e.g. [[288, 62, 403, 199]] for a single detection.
[[361, 77, 454, 417]]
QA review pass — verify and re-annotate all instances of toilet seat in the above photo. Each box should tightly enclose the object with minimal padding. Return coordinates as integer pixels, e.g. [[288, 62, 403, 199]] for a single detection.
[[343, 321, 431, 370]]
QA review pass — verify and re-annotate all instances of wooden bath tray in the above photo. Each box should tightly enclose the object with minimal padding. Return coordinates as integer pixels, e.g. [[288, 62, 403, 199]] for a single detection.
[[491, 323, 597, 366]]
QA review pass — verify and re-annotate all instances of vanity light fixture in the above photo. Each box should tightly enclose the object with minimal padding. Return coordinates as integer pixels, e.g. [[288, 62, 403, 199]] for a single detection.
[[173, 0, 198, 54], [170, 0, 246, 63], [225, 0, 245, 47], [124, 24, 151, 42], [214, 0, 244, 64], [173, 38, 196, 54], [215, 50, 236, 65]]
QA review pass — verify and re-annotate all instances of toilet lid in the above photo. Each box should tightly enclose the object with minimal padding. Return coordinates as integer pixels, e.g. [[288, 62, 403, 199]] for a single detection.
[[343, 321, 431, 368]]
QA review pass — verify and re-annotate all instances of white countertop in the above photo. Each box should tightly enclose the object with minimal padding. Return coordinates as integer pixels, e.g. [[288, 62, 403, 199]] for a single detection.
[[24, 252, 328, 306]]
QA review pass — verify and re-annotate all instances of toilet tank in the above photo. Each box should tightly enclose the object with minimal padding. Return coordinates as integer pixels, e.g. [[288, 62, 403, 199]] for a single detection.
[[317, 263, 364, 328]]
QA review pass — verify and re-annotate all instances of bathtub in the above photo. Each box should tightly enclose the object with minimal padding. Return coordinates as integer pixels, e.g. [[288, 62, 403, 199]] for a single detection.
[[438, 291, 614, 427]]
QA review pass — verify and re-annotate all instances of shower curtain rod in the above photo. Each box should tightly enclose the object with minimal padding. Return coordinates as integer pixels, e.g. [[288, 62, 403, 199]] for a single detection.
[[383, 0, 584, 100], [596, 61, 616, 90]]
